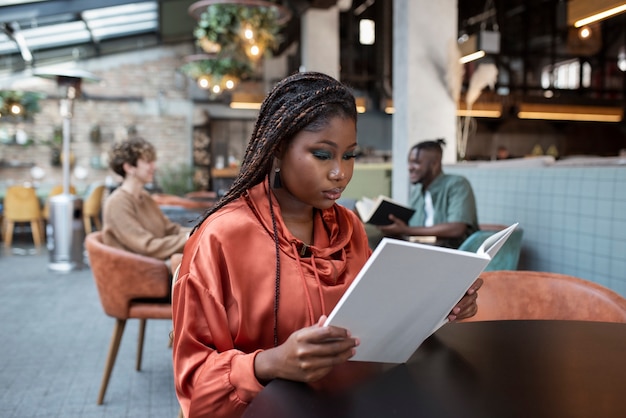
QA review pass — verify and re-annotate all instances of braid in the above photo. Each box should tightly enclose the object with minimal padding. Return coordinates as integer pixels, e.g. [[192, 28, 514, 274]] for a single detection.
[[191, 71, 357, 234], [191, 72, 357, 344], [268, 183, 281, 346]]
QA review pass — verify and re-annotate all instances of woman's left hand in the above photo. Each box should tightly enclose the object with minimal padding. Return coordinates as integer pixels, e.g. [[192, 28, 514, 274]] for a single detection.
[[447, 277, 483, 321]]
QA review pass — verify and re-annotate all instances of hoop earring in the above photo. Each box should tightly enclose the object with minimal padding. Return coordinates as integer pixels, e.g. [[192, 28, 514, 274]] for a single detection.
[[273, 167, 282, 189]]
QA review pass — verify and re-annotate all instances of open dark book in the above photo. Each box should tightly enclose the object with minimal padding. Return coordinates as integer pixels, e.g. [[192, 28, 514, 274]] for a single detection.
[[324, 223, 519, 363], [355, 195, 416, 225]]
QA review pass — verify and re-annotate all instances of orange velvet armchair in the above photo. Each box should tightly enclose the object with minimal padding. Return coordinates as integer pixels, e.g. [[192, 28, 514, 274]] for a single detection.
[[84, 231, 173, 405], [463, 270, 626, 323]]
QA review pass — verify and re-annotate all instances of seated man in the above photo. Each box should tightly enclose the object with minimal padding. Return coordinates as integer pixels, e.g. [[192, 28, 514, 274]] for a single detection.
[[378, 139, 478, 248]]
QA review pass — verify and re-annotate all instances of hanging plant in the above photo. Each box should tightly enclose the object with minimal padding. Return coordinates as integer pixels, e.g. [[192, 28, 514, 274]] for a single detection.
[[180, 56, 253, 80], [0, 90, 45, 120], [193, 3, 284, 60], [182, 1, 290, 97], [180, 56, 254, 96], [90, 125, 102, 144]]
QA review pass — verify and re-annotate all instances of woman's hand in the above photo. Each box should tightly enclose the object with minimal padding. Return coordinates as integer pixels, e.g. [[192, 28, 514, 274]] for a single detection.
[[447, 277, 483, 321], [254, 316, 359, 384]]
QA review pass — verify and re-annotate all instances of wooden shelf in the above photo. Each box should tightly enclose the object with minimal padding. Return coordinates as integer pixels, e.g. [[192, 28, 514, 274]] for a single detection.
[[211, 167, 239, 178]]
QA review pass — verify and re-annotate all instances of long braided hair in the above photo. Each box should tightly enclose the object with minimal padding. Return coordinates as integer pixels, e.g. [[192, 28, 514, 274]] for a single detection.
[[192, 71, 357, 345]]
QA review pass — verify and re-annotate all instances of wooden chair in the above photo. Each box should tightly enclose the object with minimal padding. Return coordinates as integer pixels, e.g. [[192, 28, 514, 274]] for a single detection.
[[463, 270, 626, 323], [82, 184, 106, 233], [3, 185, 44, 247], [84, 231, 172, 405]]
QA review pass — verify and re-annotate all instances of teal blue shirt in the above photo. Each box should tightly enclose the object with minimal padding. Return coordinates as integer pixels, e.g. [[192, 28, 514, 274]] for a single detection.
[[408, 173, 478, 248]]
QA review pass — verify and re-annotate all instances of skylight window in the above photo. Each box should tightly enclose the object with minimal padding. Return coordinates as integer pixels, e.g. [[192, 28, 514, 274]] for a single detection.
[[0, 1, 158, 57]]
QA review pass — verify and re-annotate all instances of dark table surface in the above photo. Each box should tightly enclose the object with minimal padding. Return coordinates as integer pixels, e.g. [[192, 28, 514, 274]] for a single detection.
[[243, 320, 626, 418]]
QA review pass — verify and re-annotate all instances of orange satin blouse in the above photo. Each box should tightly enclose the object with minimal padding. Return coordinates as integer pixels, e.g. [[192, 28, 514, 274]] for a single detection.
[[172, 180, 371, 418]]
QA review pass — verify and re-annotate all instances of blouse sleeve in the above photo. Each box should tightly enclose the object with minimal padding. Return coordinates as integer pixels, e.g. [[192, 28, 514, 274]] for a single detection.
[[172, 242, 264, 418]]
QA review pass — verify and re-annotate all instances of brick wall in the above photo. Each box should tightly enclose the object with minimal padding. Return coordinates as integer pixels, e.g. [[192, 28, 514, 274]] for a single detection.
[[0, 44, 194, 194]]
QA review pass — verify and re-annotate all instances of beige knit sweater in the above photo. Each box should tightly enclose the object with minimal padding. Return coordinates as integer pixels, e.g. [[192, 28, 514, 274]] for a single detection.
[[102, 188, 190, 260]]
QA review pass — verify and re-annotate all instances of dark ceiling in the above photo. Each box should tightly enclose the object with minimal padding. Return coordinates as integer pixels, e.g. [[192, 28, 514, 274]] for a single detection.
[[1, 0, 625, 109], [458, 0, 626, 104]]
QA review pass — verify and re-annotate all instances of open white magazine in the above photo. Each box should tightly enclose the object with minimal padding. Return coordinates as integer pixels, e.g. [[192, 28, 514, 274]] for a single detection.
[[324, 223, 519, 363]]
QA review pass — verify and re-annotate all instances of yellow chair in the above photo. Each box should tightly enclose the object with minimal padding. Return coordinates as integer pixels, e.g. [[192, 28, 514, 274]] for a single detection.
[[43, 184, 77, 220], [83, 184, 106, 234], [3, 185, 45, 247]]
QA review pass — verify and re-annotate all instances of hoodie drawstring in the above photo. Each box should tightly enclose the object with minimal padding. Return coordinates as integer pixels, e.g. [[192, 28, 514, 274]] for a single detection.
[[291, 242, 327, 325]]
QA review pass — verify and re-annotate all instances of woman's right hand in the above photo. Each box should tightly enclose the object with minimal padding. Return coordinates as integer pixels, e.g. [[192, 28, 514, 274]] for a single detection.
[[254, 316, 359, 384]]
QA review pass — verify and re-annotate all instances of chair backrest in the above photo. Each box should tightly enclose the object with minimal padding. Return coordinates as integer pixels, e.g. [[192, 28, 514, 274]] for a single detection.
[[463, 270, 626, 323], [48, 184, 77, 196], [458, 227, 524, 271], [84, 231, 171, 319], [4, 186, 42, 221], [83, 184, 106, 216], [43, 184, 77, 219]]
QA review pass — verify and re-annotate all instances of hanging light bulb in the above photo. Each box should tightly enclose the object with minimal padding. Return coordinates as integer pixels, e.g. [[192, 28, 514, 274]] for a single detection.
[[242, 23, 254, 40], [197, 75, 211, 89], [212, 84, 221, 94], [249, 44, 261, 58], [578, 26, 592, 40], [10, 103, 23, 115], [618, 46, 626, 72], [224, 78, 236, 90]]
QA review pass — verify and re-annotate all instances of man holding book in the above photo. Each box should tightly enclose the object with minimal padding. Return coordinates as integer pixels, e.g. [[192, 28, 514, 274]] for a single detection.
[[378, 139, 478, 248]]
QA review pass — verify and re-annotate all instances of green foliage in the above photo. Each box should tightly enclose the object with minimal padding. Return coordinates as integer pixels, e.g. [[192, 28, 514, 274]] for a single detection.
[[0, 90, 45, 119], [156, 163, 198, 196], [194, 4, 282, 57], [40, 126, 63, 149], [182, 3, 286, 88], [180, 56, 253, 81]]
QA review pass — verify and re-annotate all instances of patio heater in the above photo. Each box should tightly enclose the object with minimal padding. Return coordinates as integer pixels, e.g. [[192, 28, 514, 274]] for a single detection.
[[34, 68, 101, 272]]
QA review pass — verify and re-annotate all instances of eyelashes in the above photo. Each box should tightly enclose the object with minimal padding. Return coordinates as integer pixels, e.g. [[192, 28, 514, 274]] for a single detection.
[[312, 150, 357, 160], [312, 150, 332, 160]]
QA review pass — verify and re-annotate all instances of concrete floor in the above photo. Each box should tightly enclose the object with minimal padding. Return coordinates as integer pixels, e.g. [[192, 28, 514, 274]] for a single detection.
[[0, 230, 181, 418]]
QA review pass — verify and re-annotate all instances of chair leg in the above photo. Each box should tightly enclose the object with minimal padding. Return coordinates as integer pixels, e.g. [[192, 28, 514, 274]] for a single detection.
[[98, 319, 126, 405], [93, 216, 102, 231], [4, 221, 14, 247], [136, 319, 147, 371], [30, 220, 42, 246], [84, 216, 92, 235]]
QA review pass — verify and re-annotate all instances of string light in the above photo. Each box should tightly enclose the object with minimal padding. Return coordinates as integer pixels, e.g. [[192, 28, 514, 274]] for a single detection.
[[578, 26, 592, 40], [243, 23, 254, 40], [248, 44, 260, 58], [197, 75, 211, 89], [10, 103, 23, 115], [224, 78, 235, 89]]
